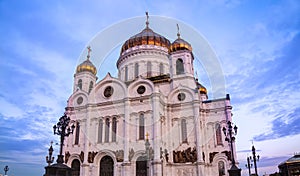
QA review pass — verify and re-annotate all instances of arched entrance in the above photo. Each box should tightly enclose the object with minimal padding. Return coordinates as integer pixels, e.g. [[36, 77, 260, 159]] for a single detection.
[[136, 156, 147, 176], [71, 159, 80, 176], [99, 155, 114, 176]]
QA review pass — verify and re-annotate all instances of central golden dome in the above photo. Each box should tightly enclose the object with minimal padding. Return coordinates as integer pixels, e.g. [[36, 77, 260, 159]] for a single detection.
[[120, 13, 170, 54], [120, 27, 170, 54]]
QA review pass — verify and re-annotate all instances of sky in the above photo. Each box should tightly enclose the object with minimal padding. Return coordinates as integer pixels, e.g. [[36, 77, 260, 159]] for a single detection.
[[0, 0, 299, 176]]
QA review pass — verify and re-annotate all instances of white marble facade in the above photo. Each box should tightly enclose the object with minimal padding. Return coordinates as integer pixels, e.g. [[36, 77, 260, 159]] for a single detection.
[[63, 20, 239, 176]]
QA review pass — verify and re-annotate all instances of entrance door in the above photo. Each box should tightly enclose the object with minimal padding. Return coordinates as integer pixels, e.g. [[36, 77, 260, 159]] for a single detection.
[[136, 156, 147, 176], [100, 156, 114, 176], [71, 159, 80, 176]]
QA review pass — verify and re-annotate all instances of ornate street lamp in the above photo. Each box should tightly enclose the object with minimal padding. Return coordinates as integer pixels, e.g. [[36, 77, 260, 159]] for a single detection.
[[245, 156, 252, 176], [222, 121, 241, 176], [250, 145, 260, 176], [46, 141, 55, 166], [53, 114, 75, 164], [4, 166, 9, 176]]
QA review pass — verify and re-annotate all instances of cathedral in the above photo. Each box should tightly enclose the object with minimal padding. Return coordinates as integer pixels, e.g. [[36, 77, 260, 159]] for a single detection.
[[62, 14, 238, 176]]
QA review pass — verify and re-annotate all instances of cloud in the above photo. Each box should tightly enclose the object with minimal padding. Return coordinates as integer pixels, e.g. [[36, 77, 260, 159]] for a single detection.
[[0, 97, 25, 119]]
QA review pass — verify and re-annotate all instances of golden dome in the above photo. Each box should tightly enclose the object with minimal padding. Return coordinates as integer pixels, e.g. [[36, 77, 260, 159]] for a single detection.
[[169, 38, 192, 52], [199, 86, 207, 94], [121, 27, 170, 54], [76, 46, 97, 75], [169, 24, 192, 52], [120, 12, 170, 54]]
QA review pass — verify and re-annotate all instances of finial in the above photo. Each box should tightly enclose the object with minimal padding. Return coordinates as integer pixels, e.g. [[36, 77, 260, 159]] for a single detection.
[[87, 46, 92, 60], [145, 12, 149, 28], [145, 132, 149, 140], [195, 71, 198, 81], [177, 23, 181, 38], [50, 141, 53, 146]]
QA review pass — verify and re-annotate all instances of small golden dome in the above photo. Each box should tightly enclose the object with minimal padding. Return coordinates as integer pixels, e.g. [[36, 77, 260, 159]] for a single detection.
[[76, 46, 97, 75], [169, 24, 192, 52], [76, 59, 97, 75], [120, 12, 170, 54], [199, 86, 207, 94]]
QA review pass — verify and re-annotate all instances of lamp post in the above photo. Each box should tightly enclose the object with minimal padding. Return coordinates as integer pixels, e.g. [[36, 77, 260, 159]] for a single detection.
[[3, 166, 9, 176], [250, 145, 260, 176], [245, 156, 252, 176], [222, 121, 241, 176], [46, 141, 55, 166], [53, 114, 75, 164]]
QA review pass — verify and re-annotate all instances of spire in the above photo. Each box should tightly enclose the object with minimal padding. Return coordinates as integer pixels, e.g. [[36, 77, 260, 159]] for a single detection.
[[145, 11, 149, 28], [87, 46, 92, 60], [177, 23, 181, 38]]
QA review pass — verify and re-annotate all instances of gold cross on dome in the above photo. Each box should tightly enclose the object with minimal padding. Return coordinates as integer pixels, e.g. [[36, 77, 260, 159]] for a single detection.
[[177, 23, 181, 38], [87, 46, 92, 59], [145, 12, 149, 28]]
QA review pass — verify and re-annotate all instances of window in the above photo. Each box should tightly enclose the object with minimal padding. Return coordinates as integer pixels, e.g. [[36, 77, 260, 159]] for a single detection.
[[78, 79, 82, 90], [139, 114, 145, 140], [112, 117, 117, 142], [105, 118, 110, 142], [181, 119, 187, 143], [218, 161, 225, 176], [74, 122, 80, 145], [147, 62, 151, 77], [125, 66, 128, 81], [216, 123, 223, 145], [98, 119, 103, 143], [88, 81, 93, 94], [159, 63, 164, 75], [176, 59, 184, 75], [135, 63, 139, 78]]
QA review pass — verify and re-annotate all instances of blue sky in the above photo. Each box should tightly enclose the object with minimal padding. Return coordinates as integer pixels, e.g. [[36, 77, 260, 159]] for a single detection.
[[0, 0, 299, 175]]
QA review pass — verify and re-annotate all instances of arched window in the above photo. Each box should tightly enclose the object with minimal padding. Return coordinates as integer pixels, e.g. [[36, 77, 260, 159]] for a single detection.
[[88, 81, 93, 94], [98, 119, 103, 143], [216, 123, 223, 145], [105, 118, 110, 142], [159, 63, 164, 75], [125, 66, 128, 81], [135, 63, 139, 78], [181, 119, 187, 143], [71, 159, 80, 176], [218, 161, 225, 176], [139, 114, 145, 140], [74, 122, 80, 145], [147, 62, 151, 77], [176, 59, 184, 75], [112, 117, 117, 142], [78, 79, 82, 90]]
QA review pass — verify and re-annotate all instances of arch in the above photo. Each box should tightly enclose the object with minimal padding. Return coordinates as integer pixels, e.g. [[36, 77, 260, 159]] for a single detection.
[[136, 156, 147, 176], [176, 58, 184, 75], [99, 155, 114, 176], [71, 159, 80, 176]]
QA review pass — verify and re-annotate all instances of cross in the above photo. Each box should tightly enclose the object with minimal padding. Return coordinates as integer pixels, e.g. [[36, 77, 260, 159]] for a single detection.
[[145, 12, 149, 28], [87, 46, 92, 59], [145, 132, 149, 140], [177, 23, 181, 38]]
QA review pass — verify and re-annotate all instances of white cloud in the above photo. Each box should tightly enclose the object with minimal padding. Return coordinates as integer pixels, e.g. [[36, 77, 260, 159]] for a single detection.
[[0, 97, 25, 119]]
